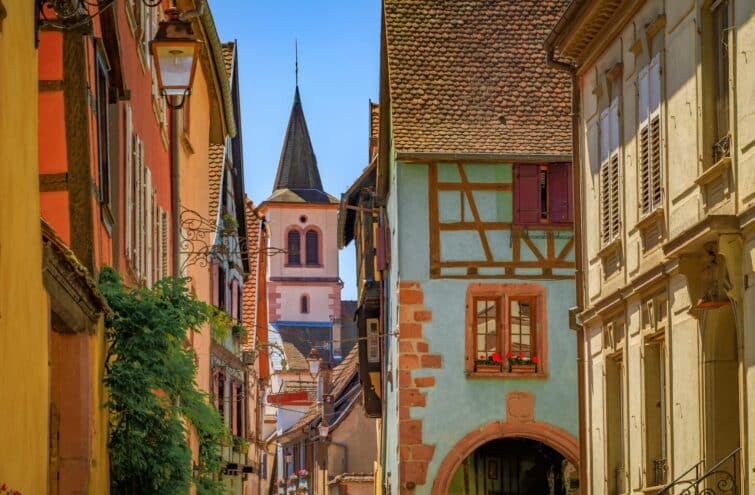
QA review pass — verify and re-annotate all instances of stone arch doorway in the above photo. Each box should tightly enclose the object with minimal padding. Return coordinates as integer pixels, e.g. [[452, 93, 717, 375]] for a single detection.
[[432, 421, 579, 495]]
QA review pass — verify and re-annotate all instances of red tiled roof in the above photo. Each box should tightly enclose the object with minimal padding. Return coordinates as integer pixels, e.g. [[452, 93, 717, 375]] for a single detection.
[[242, 197, 262, 352], [208, 144, 225, 223], [383, 0, 571, 156], [221, 42, 235, 81]]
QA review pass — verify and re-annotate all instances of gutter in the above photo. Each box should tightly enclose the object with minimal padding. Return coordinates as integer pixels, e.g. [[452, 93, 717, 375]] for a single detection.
[[171, 98, 182, 276], [196, 0, 237, 138], [396, 151, 572, 163], [545, 47, 588, 492]]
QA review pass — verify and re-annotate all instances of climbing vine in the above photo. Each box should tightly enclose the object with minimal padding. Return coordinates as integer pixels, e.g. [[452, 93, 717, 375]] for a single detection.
[[99, 267, 231, 495]]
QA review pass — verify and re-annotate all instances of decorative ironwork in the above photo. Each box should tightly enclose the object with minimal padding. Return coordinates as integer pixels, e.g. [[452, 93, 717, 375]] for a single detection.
[[179, 207, 285, 271], [37, 0, 161, 31], [658, 448, 739, 495], [654, 458, 668, 486], [713, 134, 731, 163]]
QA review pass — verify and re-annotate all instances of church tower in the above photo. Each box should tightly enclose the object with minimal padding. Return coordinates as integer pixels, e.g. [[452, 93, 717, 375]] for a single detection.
[[259, 86, 343, 362]]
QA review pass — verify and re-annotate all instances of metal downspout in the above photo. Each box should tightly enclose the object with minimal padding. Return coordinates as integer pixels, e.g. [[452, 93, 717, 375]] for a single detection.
[[170, 97, 181, 276], [546, 48, 587, 492]]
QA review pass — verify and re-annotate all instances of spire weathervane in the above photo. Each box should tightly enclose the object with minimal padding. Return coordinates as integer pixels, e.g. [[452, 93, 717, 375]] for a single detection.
[[295, 39, 299, 87]]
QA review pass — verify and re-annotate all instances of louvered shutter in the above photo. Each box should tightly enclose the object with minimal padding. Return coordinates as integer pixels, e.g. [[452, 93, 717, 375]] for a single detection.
[[638, 65, 652, 215], [125, 105, 134, 260], [135, 138, 144, 276], [609, 100, 621, 240], [231, 279, 239, 323], [145, 167, 153, 286], [231, 380, 238, 436], [514, 164, 540, 224], [649, 55, 663, 212], [548, 163, 571, 223]]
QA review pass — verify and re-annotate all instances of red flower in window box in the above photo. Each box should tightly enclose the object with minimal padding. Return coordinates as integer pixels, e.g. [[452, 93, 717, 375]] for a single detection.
[[507, 353, 539, 373], [474, 354, 502, 373]]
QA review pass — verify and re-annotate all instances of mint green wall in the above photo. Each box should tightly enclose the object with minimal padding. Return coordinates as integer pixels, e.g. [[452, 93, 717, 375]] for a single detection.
[[387, 161, 578, 494]]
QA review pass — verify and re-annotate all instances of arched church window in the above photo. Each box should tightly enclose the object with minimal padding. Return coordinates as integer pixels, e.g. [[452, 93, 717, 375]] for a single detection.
[[305, 230, 319, 266], [287, 230, 301, 265], [300, 295, 309, 314]]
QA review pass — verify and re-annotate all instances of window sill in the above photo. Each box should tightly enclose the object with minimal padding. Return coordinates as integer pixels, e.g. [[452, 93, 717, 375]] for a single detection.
[[695, 155, 731, 186], [597, 237, 622, 258], [636, 207, 664, 232], [466, 371, 548, 380]]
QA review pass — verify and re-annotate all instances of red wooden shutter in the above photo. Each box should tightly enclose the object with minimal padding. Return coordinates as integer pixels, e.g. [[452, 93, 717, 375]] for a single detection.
[[515, 164, 540, 224], [548, 164, 571, 223]]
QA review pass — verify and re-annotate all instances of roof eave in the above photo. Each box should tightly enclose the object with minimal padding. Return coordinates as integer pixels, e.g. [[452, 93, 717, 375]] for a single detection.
[[396, 151, 572, 163]]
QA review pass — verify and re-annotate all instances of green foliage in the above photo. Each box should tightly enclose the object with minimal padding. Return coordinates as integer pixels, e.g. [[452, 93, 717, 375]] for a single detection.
[[99, 267, 229, 495]]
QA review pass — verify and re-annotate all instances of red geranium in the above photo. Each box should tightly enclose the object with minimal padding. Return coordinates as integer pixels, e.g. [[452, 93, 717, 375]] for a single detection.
[[491, 352, 502, 363], [532, 356, 540, 364], [506, 351, 513, 359], [517, 352, 524, 360]]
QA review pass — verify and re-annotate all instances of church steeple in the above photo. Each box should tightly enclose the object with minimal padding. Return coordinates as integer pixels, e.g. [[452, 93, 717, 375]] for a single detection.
[[272, 86, 324, 193]]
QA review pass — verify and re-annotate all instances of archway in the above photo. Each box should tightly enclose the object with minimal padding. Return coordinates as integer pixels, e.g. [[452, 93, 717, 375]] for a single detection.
[[432, 421, 579, 495]]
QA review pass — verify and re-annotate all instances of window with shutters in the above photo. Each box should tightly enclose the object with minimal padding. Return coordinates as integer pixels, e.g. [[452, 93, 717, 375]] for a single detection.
[[599, 98, 621, 247], [711, 0, 730, 161], [95, 48, 112, 216], [286, 229, 301, 266], [514, 163, 572, 225], [430, 162, 575, 279], [235, 382, 244, 437], [305, 229, 320, 266], [638, 55, 663, 218], [606, 353, 627, 494]]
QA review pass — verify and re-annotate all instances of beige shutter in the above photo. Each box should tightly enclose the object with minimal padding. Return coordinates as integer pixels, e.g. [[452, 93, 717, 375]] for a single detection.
[[599, 109, 611, 245], [638, 65, 651, 216], [125, 104, 134, 260], [609, 99, 620, 241], [135, 137, 144, 277], [145, 168, 153, 287], [649, 55, 662, 212]]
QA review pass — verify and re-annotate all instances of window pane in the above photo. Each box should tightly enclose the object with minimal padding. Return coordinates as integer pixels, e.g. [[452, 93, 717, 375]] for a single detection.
[[287, 230, 301, 265], [305, 230, 319, 265]]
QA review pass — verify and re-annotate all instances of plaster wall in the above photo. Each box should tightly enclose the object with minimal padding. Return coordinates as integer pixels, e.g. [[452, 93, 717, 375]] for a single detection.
[[264, 205, 340, 279], [181, 59, 214, 394], [572, 1, 755, 492], [328, 402, 379, 475], [385, 162, 578, 493], [0, 3, 49, 493], [271, 284, 335, 322]]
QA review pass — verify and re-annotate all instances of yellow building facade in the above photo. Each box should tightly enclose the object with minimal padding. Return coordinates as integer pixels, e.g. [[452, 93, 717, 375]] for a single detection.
[[547, 0, 755, 493], [0, 2, 49, 493]]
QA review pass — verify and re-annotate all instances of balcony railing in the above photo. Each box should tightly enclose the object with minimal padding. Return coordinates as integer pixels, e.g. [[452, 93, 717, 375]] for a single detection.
[[658, 447, 739, 495]]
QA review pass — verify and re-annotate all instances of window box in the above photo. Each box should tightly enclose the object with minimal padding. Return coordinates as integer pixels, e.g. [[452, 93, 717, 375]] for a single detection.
[[509, 363, 537, 374], [474, 363, 502, 374]]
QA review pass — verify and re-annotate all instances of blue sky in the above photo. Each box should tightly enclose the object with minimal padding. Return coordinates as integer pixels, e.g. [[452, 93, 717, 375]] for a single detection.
[[210, 1, 381, 300]]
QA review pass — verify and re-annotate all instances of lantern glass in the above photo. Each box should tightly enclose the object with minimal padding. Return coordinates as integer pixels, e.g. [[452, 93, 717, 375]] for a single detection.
[[306, 348, 321, 379], [318, 424, 329, 440], [152, 42, 199, 95]]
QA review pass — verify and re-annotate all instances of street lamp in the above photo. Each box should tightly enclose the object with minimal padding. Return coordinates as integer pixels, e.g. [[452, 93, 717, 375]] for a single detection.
[[306, 348, 322, 379], [150, 7, 201, 108]]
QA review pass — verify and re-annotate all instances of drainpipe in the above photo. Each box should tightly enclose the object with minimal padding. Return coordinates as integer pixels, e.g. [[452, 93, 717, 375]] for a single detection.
[[546, 48, 587, 492], [171, 96, 182, 276]]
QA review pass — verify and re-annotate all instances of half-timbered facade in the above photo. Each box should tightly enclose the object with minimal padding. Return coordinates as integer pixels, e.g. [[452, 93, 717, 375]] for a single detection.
[[546, 1, 755, 493], [340, 2, 580, 494]]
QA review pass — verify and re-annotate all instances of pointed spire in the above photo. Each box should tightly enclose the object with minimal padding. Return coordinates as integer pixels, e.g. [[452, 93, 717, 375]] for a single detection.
[[272, 86, 324, 193]]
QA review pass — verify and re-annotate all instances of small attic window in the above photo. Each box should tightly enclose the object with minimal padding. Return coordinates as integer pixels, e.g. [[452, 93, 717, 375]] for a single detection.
[[300, 295, 309, 314]]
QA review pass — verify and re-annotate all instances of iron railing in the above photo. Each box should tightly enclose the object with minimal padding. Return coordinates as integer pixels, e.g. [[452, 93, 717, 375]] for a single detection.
[[658, 447, 739, 495]]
